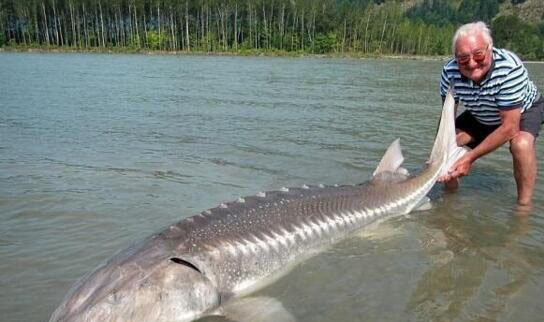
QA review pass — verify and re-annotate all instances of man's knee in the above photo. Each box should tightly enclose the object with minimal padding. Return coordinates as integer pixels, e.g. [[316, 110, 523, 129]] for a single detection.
[[510, 132, 535, 156], [456, 130, 473, 146]]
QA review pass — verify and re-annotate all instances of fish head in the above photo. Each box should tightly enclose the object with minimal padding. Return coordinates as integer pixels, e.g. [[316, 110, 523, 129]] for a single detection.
[[49, 236, 220, 322]]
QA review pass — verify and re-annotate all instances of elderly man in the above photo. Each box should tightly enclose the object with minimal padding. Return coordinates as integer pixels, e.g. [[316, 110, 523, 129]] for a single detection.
[[438, 21, 543, 206]]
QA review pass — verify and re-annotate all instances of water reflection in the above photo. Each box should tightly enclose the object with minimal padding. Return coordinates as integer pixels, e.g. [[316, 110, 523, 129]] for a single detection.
[[409, 197, 542, 321]]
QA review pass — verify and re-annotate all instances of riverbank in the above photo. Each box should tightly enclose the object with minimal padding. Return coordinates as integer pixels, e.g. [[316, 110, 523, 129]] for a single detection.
[[4, 46, 543, 64], [0, 45, 450, 61]]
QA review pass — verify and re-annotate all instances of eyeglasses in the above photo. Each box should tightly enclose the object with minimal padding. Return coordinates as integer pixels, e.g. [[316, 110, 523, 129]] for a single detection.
[[456, 45, 490, 65]]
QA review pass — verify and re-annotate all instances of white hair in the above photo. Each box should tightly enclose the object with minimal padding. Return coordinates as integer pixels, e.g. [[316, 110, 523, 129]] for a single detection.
[[452, 21, 493, 55]]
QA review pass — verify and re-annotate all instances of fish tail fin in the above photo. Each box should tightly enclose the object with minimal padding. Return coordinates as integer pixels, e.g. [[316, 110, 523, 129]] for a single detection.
[[429, 88, 467, 176]]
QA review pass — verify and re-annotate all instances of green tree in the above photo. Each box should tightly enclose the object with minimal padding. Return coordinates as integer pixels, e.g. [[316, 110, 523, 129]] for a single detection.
[[0, 0, 540, 59], [313, 32, 336, 53], [146, 29, 166, 49], [492, 15, 544, 59]]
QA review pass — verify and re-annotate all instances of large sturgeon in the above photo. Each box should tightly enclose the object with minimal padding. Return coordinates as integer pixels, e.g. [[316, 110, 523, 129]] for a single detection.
[[50, 90, 464, 322]]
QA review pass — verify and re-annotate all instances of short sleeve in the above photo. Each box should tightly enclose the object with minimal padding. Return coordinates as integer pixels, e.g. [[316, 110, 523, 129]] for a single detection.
[[439, 65, 450, 98], [496, 64, 527, 109], [439, 63, 459, 104]]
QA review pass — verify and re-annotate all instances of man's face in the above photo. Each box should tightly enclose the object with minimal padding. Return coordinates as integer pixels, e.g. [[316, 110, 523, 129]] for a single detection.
[[455, 33, 493, 84]]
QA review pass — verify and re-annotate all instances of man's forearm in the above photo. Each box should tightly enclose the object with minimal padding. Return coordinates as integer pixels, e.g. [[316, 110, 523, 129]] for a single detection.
[[469, 125, 518, 161]]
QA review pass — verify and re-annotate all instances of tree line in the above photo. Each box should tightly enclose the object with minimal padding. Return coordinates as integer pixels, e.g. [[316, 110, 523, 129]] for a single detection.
[[0, 0, 543, 59], [406, 0, 544, 60]]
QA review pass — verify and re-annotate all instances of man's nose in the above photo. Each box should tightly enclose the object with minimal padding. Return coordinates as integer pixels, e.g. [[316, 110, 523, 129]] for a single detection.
[[466, 57, 478, 68]]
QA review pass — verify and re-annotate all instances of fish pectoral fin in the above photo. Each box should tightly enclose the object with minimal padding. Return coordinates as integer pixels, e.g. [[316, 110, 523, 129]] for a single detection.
[[220, 296, 295, 322], [373, 138, 405, 177], [413, 196, 432, 211], [396, 167, 410, 176]]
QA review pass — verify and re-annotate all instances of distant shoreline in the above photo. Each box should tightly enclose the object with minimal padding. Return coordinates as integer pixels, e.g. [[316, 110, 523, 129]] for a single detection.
[[0, 45, 450, 61], [2, 46, 543, 63]]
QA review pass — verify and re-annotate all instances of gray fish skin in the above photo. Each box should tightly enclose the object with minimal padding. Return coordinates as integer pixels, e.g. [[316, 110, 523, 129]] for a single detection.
[[49, 90, 463, 322]]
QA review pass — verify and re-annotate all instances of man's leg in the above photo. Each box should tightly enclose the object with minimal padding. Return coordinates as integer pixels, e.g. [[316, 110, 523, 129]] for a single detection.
[[444, 130, 474, 190], [510, 131, 537, 206]]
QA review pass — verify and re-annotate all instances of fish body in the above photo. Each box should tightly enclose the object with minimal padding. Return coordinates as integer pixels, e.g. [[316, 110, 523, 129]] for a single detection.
[[50, 90, 463, 322]]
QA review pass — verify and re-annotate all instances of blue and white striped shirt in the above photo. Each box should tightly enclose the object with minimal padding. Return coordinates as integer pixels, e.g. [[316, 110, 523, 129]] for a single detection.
[[440, 48, 539, 125]]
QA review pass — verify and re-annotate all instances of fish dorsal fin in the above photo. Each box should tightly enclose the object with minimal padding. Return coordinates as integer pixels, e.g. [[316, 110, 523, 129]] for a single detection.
[[373, 138, 404, 177]]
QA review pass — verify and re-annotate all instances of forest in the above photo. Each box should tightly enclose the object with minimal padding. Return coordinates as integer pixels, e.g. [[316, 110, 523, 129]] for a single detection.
[[1, 0, 543, 59]]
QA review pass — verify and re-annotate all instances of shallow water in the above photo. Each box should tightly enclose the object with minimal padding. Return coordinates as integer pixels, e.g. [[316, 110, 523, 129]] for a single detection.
[[1, 52, 544, 322]]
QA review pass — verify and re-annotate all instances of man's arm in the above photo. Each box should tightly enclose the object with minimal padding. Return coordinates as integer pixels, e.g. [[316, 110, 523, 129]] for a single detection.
[[470, 107, 521, 159], [441, 107, 521, 180]]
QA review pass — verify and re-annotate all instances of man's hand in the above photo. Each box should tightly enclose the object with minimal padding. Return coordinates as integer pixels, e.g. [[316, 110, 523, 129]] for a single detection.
[[438, 153, 474, 182]]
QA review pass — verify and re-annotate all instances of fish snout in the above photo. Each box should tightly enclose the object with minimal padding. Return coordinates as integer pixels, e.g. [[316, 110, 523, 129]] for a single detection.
[[50, 238, 220, 322]]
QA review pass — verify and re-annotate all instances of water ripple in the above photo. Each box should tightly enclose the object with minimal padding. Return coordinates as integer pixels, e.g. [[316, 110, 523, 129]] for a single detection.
[[1, 53, 544, 322]]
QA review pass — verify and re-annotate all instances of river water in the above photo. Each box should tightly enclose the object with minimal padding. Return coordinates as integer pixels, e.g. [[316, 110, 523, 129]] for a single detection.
[[1, 52, 544, 322]]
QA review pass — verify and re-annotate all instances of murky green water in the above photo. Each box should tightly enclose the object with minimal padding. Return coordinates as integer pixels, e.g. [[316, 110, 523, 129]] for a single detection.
[[1, 52, 544, 322]]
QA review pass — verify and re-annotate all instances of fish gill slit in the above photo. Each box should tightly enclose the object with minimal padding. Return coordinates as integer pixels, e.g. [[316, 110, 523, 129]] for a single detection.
[[170, 258, 202, 274]]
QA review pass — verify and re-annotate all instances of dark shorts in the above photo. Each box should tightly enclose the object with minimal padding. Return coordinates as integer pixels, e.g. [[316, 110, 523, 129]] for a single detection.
[[456, 94, 544, 149]]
